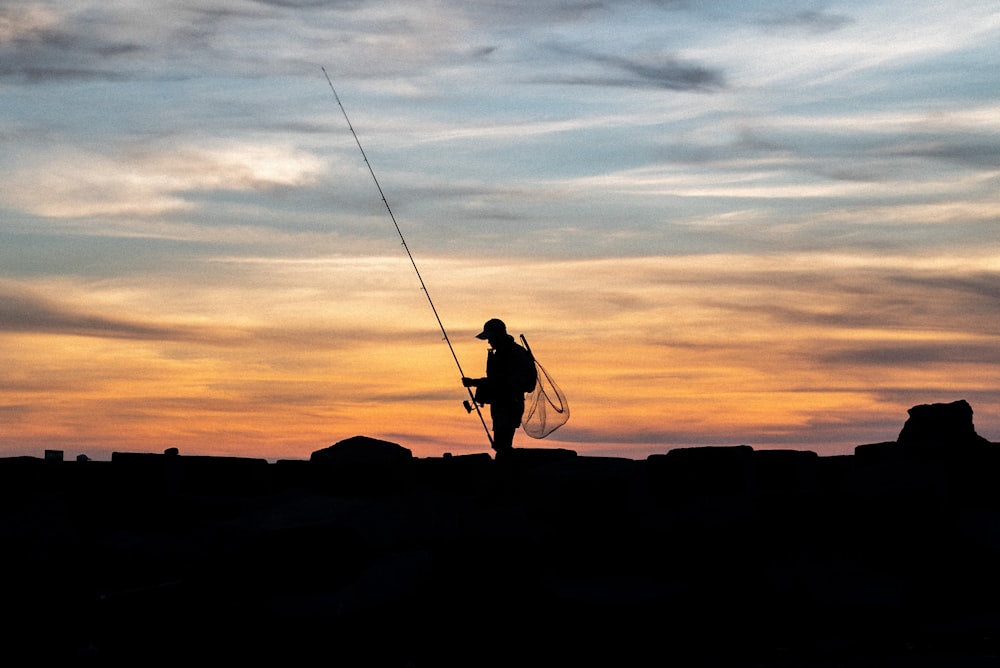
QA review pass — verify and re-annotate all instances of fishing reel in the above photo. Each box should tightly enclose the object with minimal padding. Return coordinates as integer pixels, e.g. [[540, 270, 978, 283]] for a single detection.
[[463, 398, 485, 413]]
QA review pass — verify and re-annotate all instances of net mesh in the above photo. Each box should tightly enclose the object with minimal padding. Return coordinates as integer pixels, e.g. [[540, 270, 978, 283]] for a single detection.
[[522, 358, 569, 439]]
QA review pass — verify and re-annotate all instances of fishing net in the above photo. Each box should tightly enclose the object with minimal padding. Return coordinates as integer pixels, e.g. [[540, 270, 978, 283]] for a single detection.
[[522, 355, 569, 439]]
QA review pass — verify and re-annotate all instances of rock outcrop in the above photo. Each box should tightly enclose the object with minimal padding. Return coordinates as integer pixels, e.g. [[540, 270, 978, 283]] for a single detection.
[[3, 401, 999, 666], [897, 399, 991, 449], [310, 435, 414, 464]]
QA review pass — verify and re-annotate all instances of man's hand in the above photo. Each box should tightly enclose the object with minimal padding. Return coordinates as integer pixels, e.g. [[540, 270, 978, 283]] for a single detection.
[[462, 377, 477, 388]]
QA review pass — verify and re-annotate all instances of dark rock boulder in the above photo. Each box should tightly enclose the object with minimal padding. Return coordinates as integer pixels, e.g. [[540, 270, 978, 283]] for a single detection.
[[505, 446, 577, 468], [896, 399, 990, 450], [309, 436, 413, 495], [310, 435, 412, 465], [647, 444, 757, 499]]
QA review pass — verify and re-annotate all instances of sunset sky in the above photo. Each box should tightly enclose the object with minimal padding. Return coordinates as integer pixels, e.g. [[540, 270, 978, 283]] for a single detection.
[[2, 1, 999, 461]]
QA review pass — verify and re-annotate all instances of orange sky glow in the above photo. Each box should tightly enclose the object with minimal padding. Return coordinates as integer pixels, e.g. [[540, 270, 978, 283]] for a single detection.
[[4, 252, 998, 462]]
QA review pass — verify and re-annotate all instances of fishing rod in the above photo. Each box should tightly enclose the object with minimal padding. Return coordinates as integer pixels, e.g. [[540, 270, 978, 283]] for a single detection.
[[321, 67, 493, 448]]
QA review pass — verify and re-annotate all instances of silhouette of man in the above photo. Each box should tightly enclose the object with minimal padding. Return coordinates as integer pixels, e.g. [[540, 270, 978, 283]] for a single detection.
[[462, 318, 533, 457]]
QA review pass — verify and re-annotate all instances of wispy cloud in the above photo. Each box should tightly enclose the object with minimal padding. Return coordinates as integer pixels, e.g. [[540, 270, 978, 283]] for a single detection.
[[821, 342, 999, 368], [760, 10, 855, 34], [5, 139, 327, 218], [0, 282, 189, 340], [541, 45, 726, 90]]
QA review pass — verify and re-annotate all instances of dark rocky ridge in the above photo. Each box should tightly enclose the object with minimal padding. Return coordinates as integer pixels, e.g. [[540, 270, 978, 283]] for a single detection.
[[3, 400, 1000, 665]]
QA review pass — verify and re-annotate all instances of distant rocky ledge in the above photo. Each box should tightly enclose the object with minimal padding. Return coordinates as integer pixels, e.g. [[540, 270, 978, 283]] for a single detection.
[[4, 400, 1000, 666]]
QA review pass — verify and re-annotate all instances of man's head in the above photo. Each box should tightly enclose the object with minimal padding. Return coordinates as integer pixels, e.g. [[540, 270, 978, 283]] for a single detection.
[[476, 318, 507, 341]]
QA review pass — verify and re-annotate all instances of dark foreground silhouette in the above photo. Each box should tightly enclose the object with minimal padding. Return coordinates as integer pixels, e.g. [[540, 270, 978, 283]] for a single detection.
[[4, 400, 1000, 666]]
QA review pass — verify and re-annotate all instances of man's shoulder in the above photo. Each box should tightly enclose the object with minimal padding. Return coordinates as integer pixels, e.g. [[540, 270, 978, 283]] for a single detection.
[[503, 338, 528, 354], [497, 334, 518, 349], [504, 340, 532, 363]]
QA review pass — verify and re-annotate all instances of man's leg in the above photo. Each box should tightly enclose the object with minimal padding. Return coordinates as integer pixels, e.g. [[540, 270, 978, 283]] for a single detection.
[[490, 402, 517, 456], [492, 423, 515, 453]]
